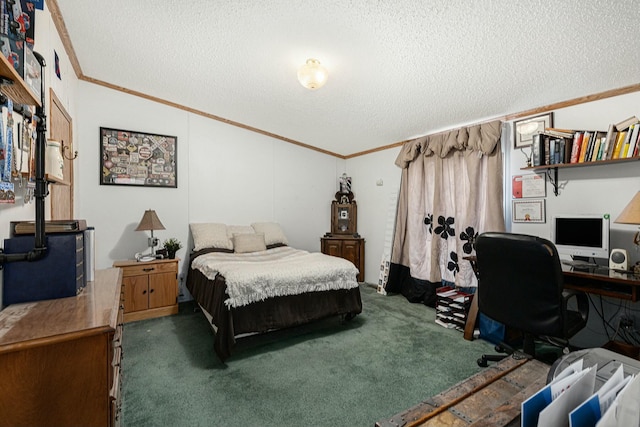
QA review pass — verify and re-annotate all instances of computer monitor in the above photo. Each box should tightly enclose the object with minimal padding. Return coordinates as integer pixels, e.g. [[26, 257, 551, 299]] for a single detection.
[[550, 213, 610, 260]]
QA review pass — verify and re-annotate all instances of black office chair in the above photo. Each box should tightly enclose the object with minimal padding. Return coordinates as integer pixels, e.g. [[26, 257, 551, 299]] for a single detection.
[[474, 232, 589, 367]]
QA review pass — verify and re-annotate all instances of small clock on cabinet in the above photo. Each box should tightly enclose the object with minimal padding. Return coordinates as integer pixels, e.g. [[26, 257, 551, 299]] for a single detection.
[[330, 191, 358, 236]]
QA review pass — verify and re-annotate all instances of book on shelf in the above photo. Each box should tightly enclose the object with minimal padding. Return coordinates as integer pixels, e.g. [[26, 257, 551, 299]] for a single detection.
[[611, 131, 627, 159], [544, 136, 551, 165], [578, 131, 592, 163], [590, 131, 605, 161], [596, 136, 607, 160], [569, 132, 584, 163], [614, 115, 640, 131], [584, 132, 597, 162], [620, 126, 634, 158], [549, 139, 557, 164], [625, 123, 640, 158], [560, 139, 569, 164], [603, 124, 618, 160], [532, 133, 544, 166], [543, 127, 575, 139], [590, 138, 601, 162]]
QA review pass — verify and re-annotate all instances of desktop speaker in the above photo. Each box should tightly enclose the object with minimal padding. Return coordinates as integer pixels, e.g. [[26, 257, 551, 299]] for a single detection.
[[609, 248, 628, 271]]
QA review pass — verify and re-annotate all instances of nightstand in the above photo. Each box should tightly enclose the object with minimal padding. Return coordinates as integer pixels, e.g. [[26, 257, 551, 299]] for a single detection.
[[321, 236, 365, 282], [113, 258, 179, 322]]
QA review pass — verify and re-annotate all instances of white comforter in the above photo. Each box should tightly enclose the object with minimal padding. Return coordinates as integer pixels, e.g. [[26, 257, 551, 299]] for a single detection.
[[192, 246, 360, 308]]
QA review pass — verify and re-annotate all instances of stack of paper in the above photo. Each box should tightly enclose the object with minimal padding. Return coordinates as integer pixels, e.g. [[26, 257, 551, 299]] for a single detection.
[[521, 358, 639, 427]]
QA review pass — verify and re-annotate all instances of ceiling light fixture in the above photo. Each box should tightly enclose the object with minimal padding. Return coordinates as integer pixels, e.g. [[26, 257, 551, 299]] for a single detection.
[[297, 58, 328, 90]]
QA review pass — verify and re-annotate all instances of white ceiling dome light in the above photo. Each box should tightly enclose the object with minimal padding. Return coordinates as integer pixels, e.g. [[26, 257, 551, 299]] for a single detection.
[[297, 58, 328, 90]]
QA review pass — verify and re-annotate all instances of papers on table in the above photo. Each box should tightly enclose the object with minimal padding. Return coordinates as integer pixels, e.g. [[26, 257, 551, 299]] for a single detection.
[[522, 358, 639, 427]]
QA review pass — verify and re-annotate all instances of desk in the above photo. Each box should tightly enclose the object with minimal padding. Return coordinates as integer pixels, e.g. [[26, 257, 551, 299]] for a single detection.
[[562, 265, 640, 302], [463, 260, 640, 341]]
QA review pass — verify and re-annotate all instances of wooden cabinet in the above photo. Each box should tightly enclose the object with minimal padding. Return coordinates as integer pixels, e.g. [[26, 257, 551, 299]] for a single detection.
[[113, 258, 179, 322], [321, 236, 365, 282], [0, 268, 123, 427]]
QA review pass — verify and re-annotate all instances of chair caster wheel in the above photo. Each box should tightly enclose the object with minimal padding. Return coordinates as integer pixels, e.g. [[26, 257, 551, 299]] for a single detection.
[[477, 357, 488, 367]]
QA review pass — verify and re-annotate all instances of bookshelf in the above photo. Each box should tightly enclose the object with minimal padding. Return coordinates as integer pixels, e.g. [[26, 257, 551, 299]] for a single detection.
[[0, 52, 40, 107], [521, 156, 640, 196]]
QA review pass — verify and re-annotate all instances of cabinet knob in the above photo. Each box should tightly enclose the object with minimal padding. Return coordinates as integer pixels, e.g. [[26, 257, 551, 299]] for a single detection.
[[142, 290, 147, 295], [149, 288, 155, 293]]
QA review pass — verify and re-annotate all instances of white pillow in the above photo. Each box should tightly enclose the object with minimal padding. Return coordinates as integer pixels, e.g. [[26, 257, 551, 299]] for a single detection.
[[251, 222, 288, 246], [226, 225, 255, 242], [190, 223, 233, 251], [233, 233, 266, 253]]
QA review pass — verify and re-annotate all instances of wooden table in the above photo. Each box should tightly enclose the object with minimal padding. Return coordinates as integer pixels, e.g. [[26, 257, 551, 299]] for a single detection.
[[376, 355, 549, 427]]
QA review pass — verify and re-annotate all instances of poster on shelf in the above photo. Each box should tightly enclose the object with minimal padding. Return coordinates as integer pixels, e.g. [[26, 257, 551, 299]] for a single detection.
[[512, 174, 546, 198]]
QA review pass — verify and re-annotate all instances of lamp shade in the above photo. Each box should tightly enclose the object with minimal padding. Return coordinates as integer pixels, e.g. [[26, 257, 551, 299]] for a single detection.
[[615, 192, 640, 225], [135, 209, 166, 232], [297, 58, 328, 90]]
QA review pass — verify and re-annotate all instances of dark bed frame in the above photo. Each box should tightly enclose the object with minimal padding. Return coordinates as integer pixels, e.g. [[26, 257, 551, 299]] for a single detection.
[[186, 251, 363, 361]]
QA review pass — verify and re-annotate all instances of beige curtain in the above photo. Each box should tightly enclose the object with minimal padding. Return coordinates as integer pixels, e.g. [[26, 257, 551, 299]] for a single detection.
[[387, 120, 505, 303]]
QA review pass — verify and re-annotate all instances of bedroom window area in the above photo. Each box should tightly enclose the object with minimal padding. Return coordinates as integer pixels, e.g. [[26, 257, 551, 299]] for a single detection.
[[386, 120, 505, 306]]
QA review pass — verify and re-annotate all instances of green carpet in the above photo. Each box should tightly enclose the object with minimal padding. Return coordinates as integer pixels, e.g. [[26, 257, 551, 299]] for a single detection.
[[121, 284, 495, 427]]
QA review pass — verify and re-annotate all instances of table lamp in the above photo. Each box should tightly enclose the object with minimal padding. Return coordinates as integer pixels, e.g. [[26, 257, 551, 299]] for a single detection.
[[135, 209, 165, 256], [615, 192, 640, 250]]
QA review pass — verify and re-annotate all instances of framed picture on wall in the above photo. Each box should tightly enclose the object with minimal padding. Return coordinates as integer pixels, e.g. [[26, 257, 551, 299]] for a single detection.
[[100, 127, 177, 188], [512, 199, 546, 223], [512, 174, 546, 199], [514, 113, 553, 149]]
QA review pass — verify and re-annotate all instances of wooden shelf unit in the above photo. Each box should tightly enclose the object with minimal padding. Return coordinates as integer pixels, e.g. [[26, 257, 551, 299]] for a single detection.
[[0, 52, 40, 106], [521, 155, 640, 196]]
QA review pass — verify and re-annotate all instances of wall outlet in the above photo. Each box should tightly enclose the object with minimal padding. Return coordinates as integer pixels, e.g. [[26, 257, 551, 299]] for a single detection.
[[619, 316, 634, 328]]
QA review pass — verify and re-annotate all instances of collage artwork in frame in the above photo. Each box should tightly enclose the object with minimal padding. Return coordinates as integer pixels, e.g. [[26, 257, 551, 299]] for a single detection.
[[100, 127, 177, 188]]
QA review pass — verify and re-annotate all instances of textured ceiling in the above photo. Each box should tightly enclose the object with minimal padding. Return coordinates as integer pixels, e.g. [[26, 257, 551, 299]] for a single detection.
[[55, 0, 640, 157]]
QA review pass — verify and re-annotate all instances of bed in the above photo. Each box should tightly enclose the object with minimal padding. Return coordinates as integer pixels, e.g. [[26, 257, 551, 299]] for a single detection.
[[185, 222, 363, 361]]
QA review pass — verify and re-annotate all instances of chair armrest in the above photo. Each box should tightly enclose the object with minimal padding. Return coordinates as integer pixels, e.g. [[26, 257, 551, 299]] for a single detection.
[[561, 289, 589, 325]]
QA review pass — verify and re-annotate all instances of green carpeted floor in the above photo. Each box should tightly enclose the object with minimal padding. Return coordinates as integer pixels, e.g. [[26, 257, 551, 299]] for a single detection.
[[121, 284, 495, 427]]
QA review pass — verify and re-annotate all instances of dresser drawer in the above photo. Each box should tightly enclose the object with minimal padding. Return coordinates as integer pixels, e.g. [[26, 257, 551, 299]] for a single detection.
[[110, 365, 122, 427], [120, 261, 177, 277], [113, 323, 123, 349]]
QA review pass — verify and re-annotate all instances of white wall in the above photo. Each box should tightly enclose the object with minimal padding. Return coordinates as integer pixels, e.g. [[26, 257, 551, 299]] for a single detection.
[[74, 82, 345, 298], [345, 148, 402, 284]]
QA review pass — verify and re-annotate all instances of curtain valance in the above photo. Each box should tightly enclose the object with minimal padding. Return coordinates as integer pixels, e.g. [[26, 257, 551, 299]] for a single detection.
[[394, 120, 502, 168]]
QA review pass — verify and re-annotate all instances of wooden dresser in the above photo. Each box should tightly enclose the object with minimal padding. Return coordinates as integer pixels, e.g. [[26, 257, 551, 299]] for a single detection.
[[0, 268, 124, 427], [321, 236, 365, 282], [113, 258, 179, 322]]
